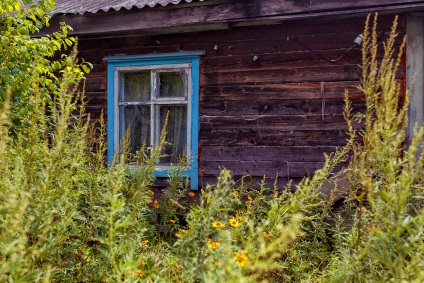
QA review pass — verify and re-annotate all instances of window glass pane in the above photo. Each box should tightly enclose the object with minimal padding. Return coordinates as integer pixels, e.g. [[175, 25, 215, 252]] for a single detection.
[[121, 105, 150, 154], [123, 72, 150, 101], [159, 106, 187, 164], [159, 71, 185, 98]]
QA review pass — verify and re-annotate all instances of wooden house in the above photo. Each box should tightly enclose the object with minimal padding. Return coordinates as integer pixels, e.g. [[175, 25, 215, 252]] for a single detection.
[[37, 0, 424, 190]]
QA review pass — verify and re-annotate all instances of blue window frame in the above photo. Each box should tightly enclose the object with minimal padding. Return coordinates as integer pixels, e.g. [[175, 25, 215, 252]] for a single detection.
[[104, 52, 203, 189]]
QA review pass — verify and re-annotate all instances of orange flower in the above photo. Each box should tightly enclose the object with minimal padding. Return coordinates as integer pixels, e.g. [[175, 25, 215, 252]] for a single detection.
[[139, 261, 146, 266], [188, 192, 195, 197], [138, 270, 144, 277], [169, 219, 176, 224], [232, 188, 239, 197], [214, 262, 221, 266], [140, 240, 149, 246], [247, 195, 253, 201], [153, 200, 159, 209], [147, 189, 154, 196]]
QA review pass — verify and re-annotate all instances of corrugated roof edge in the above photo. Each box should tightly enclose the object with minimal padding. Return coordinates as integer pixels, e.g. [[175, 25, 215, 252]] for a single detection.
[[51, 0, 205, 15]]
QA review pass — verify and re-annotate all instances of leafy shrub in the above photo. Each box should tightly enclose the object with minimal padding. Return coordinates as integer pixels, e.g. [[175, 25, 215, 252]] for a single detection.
[[0, 0, 91, 136], [323, 14, 424, 282], [1, 1, 423, 282]]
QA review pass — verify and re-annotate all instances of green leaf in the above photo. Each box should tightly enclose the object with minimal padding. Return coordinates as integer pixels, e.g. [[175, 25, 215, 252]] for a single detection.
[[81, 64, 90, 73], [35, 7, 45, 17], [65, 38, 72, 47]]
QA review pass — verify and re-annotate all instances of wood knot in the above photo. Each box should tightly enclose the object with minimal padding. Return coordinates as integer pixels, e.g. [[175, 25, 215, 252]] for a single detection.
[[259, 104, 270, 114], [248, 137, 258, 146]]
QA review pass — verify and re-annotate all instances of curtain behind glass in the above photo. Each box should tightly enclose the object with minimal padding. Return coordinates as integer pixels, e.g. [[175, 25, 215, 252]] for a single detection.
[[121, 72, 151, 154], [159, 106, 187, 164], [159, 72, 184, 98]]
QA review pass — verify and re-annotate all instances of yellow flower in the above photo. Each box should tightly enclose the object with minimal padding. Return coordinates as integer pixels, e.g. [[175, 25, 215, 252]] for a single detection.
[[140, 240, 149, 246], [212, 221, 225, 228], [138, 270, 144, 277], [247, 195, 253, 201], [234, 250, 248, 268], [262, 231, 271, 240], [147, 189, 154, 196], [146, 198, 152, 204], [169, 219, 176, 224], [232, 188, 239, 197], [153, 199, 159, 209], [214, 262, 221, 266], [229, 218, 240, 227], [206, 238, 220, 249], [139, 261, 146, 266], [188, 191, 195, 197]]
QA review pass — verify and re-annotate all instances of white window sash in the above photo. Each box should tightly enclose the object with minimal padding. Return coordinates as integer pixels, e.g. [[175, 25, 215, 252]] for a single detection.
[[114, 63, 192, 168]]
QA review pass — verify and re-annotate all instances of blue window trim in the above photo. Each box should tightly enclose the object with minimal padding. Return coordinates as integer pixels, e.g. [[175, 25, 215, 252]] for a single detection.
[[104, 51, 204, 190]]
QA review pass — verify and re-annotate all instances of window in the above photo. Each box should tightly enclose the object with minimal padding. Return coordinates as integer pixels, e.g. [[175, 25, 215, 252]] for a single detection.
[[105, 52, 203, 189]]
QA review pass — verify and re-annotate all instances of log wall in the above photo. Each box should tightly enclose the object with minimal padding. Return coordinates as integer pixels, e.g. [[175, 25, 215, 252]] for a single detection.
[[78, 14, 406, 189]]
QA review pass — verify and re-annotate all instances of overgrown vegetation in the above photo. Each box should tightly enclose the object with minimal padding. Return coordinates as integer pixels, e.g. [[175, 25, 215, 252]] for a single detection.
[[1, 1, 423, 281]]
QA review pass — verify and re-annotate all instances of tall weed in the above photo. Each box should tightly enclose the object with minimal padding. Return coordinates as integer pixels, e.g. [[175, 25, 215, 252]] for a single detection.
[[324, 14, 424, 282], [1, 5, 423, 282]]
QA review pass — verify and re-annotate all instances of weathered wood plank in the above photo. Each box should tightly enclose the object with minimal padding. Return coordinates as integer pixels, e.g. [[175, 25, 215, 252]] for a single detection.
[[406, 15, 424, 140], [85, 77, 106, 91], [310, 0, 424, 11], [40, 1, 248, 36], [38, 0, 414, 38], [148, 14, 400, 43], [287, 162, 324, 178], [200, 145, 339, 162], [200, 114, 350, 131], [200, 160, 288, 176], [199, 129, 350, 147], [201, 64, 362, 85], [201, 82, 363, 100], [202, 51, 363, 72], [200, 98, 365, 116]]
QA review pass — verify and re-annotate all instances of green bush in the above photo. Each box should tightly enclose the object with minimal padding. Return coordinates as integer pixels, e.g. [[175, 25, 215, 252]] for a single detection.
[[1, 1, 423, 281], [323, 15, 424, 282], [0, 0, 90, 137]]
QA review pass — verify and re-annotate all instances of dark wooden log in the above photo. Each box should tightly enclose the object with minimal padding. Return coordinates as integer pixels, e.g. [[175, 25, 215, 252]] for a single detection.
[[200, 145, 338, 162], [199, 129, 350, 146], [287, 162, 325, 178], [200, 114, 351, 131], [201, 98, 365, 116], [201, 82, 363, 101], [201, 64, 362, 85], [200, 160, 288, 176]]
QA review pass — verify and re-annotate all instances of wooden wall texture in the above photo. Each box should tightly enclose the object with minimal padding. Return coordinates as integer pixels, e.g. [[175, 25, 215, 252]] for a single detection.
[[78, 14, 406, 189]]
